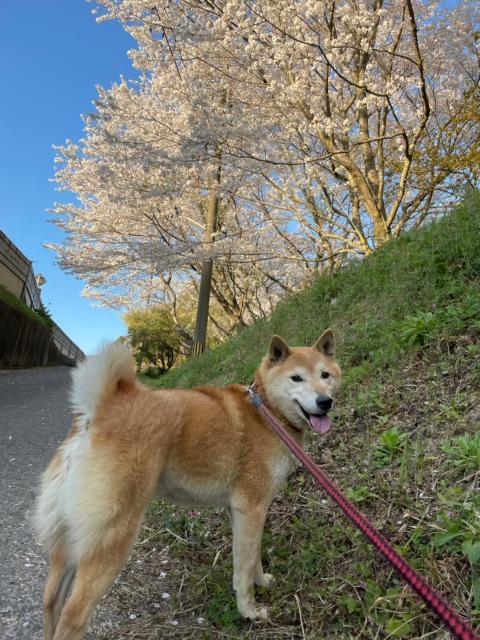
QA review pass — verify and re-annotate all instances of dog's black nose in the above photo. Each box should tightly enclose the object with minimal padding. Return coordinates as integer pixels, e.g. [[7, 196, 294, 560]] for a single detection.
[[316, 395, 332, 412]]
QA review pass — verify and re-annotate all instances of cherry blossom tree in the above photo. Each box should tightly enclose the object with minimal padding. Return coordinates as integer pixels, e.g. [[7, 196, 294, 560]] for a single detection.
[[50, 76, 292, 343], [50, 0, 480, 344], [94, 0, 478, 239]]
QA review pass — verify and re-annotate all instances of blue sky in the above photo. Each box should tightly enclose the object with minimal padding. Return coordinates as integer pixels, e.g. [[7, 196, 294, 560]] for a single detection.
[[0, 1, 460, 356], [0, 1, 136, 355]]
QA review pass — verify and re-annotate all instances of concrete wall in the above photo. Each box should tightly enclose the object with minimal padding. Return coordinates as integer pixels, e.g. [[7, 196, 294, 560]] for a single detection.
[[0, 230, 42, 310], [0, 230, 31, 299]]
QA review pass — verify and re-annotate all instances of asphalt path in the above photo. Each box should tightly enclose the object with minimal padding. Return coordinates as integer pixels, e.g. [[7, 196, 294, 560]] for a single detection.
[[0, 366, 72, 640]]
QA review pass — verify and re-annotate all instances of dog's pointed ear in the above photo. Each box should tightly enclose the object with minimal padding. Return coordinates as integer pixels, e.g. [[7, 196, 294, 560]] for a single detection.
[[313, 329, 335, 357], [268, 335, 291, 364]]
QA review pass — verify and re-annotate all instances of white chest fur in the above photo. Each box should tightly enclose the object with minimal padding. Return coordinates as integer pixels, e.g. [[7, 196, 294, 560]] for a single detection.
[[269, 448, 297, 496]]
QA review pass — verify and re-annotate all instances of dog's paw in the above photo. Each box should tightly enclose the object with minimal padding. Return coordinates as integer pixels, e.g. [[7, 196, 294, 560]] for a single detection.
[[238, 602, 269, 621], [247, 606, 269, 622], [255, 573, 275, 589]]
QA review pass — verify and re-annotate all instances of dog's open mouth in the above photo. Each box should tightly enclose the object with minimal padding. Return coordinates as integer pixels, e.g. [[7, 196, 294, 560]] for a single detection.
[[296, 402, 331, 435]]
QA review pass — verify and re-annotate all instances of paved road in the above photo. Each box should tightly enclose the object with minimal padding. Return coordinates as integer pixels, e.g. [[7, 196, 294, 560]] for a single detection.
[[0, 366, 72, 640]]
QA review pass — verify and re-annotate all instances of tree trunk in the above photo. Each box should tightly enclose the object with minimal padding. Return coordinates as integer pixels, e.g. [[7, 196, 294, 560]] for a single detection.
[[192, 156, 222, 356]]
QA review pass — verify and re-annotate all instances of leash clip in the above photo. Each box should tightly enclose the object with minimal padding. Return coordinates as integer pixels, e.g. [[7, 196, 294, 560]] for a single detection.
[[247, 383, 263, 408]]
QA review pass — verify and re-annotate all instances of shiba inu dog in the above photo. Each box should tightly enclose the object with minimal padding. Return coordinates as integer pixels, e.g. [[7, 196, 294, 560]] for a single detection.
[[35, 330, 341, 639]]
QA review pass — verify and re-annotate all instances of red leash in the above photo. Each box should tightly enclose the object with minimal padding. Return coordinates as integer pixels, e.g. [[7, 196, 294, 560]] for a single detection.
[[248, 386, 479, 640]]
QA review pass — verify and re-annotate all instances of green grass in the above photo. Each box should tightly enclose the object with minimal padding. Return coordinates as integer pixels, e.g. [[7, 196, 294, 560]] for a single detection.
[[0, 283, 52, 327], [101, 192, 480, 639]]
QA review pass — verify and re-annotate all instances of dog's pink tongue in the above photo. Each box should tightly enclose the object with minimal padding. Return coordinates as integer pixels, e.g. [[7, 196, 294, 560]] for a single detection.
[[309, 414, 331, 434]]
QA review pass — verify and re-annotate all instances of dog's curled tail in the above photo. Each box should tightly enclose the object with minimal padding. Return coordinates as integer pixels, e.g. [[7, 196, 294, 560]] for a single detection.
[[70, 341, 137, 429]]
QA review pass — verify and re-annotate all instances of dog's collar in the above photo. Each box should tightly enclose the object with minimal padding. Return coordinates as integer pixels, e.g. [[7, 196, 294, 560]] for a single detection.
[[247, 383, 303, 434]]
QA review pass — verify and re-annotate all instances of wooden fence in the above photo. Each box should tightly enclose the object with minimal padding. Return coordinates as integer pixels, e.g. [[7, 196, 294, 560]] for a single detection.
[[0, 299, 82, 368]]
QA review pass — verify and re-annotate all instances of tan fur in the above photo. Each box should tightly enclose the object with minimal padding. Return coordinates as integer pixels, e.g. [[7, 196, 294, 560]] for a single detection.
[[35, 332, 340, 639]]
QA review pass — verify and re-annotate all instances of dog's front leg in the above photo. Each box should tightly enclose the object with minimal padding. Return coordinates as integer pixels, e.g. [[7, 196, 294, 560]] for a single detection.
[[231, 503, 269, 620]]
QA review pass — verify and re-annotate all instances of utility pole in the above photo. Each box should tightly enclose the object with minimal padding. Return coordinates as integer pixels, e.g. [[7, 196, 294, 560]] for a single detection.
[[191, 153, 221, 356]]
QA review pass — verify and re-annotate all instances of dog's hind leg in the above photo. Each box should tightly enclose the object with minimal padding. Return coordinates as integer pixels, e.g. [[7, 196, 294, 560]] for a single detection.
[[42, 543, 75, 640], [52, 567, 76, 636], [254, 556, 275, 589], [51, 514, 142, 640]]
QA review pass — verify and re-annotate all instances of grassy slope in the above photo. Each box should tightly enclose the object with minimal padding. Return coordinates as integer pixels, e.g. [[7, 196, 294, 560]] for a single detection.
[[0, 284, 51, 327], [100, 193, 480, 639]]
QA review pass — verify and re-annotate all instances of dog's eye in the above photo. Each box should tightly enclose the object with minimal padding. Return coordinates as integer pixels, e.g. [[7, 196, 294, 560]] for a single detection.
[[321, 371, 330, 379], [291, 375, 303, 382]]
